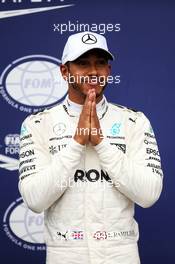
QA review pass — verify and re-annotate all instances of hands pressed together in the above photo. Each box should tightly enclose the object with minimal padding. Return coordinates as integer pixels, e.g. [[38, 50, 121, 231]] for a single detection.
[[74, 89, 103, 146]]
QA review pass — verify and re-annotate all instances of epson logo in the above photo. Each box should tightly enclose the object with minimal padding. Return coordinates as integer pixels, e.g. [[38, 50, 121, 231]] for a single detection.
[[20, 150, 35, 159], [146, 148, 160, 157]]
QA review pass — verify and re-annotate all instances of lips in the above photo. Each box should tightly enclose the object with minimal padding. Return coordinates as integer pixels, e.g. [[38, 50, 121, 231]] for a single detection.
[[87, 81, 99, 85], [86, 82, 100, 87]]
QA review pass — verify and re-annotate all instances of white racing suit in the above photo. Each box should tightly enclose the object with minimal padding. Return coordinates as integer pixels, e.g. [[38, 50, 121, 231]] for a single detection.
[[19, 96, 163, 264]]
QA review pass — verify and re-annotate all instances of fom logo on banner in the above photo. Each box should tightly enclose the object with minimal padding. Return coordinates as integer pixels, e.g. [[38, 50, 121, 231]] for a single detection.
[[0, 55, 68, 113], [3, 197, 45, 251]]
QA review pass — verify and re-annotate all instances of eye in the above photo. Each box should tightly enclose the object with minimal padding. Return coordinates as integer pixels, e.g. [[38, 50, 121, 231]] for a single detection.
[[76, 60, 89, 66], [96, 59, 108, 66]]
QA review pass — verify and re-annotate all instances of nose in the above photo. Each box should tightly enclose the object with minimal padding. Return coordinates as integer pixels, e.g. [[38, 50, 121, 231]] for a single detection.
[[88, 63, 98, 76]]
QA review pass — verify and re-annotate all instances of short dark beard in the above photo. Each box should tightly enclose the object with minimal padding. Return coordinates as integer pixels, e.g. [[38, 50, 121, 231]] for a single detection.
[[67, 64, 108, 101], [70, 81, 86, 99], [69, 80, 107, 99]]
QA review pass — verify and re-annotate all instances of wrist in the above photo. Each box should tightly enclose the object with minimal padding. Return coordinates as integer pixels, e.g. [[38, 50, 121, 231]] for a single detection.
[[73, 135, 86, 145], [91, 137, 103, 146]]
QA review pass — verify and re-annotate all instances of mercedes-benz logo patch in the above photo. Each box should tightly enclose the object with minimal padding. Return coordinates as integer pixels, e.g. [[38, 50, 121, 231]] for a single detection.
[[82, 33, 97, 44], [53, 123, 66, 136]]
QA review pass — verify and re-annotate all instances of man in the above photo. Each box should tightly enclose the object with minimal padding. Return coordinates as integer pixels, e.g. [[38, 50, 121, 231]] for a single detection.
[[19, 31, 163, 264]]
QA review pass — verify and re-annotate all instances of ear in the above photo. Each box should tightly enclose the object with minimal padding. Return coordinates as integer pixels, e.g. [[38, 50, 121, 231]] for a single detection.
[[106, 63, 111, 76], [60, 64, 69, 81]]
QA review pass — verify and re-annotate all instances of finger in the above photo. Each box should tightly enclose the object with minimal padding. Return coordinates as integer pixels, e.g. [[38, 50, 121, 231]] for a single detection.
[[91, 91, 96, 102], [82, 89, 95, 116], [88, 89, 95, 102], [86, 101, 92, 117], [89, 91, 96, 103], [82, 99, 91, 119], [89, 92, 94, 102], [91, 101, 100, 129], [82, 91, 91, 113], [91, 101, 96, 119]]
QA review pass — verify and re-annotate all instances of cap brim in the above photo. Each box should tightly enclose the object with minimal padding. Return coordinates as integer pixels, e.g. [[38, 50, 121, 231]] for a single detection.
[[63, 48, 114, 64]]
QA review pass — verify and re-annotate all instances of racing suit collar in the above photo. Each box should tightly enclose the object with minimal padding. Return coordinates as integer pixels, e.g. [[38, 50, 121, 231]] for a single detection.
[[63, 95, 108, 120]]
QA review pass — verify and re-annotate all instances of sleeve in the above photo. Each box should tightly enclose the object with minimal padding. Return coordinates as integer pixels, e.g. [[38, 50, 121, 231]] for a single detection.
[[94, 112, 163, 208], [18, 115, 85, 213]]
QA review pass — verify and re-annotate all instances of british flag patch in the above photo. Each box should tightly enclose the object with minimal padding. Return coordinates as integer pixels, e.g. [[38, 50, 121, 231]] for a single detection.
[[71, 231, 84, 240]]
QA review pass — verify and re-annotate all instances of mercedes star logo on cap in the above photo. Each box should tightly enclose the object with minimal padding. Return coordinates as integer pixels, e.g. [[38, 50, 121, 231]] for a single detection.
[[82, 33, 97, 44]]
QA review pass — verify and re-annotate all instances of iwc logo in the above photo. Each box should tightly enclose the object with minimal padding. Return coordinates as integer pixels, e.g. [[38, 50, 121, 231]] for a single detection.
[[3, 197, 45, 251], [82, 33, 97, 44]]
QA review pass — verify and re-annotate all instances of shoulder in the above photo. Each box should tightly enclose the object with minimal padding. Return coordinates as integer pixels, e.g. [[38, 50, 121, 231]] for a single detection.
[[109, 102, 143, 117], [108, 102, 150, 128], [20, 103, 64, 137], [23, 103, 63, 125]]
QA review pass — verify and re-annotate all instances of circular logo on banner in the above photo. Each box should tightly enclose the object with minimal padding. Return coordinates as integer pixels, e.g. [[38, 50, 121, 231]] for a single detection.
[[0, 55, 68, 113], [82, 33, 97, 44], [3, 197, 45, 251]]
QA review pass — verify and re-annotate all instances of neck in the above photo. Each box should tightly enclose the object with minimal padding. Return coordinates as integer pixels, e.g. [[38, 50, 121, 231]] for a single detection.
[[65, 94, 107, 118]]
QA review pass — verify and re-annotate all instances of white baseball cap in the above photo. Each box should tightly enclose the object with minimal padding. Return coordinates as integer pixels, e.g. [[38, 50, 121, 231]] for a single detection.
[[61, 31, 114, 64]]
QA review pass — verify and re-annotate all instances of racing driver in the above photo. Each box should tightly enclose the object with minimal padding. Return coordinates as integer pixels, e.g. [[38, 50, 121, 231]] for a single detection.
[[18, 31, 163, 264]]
